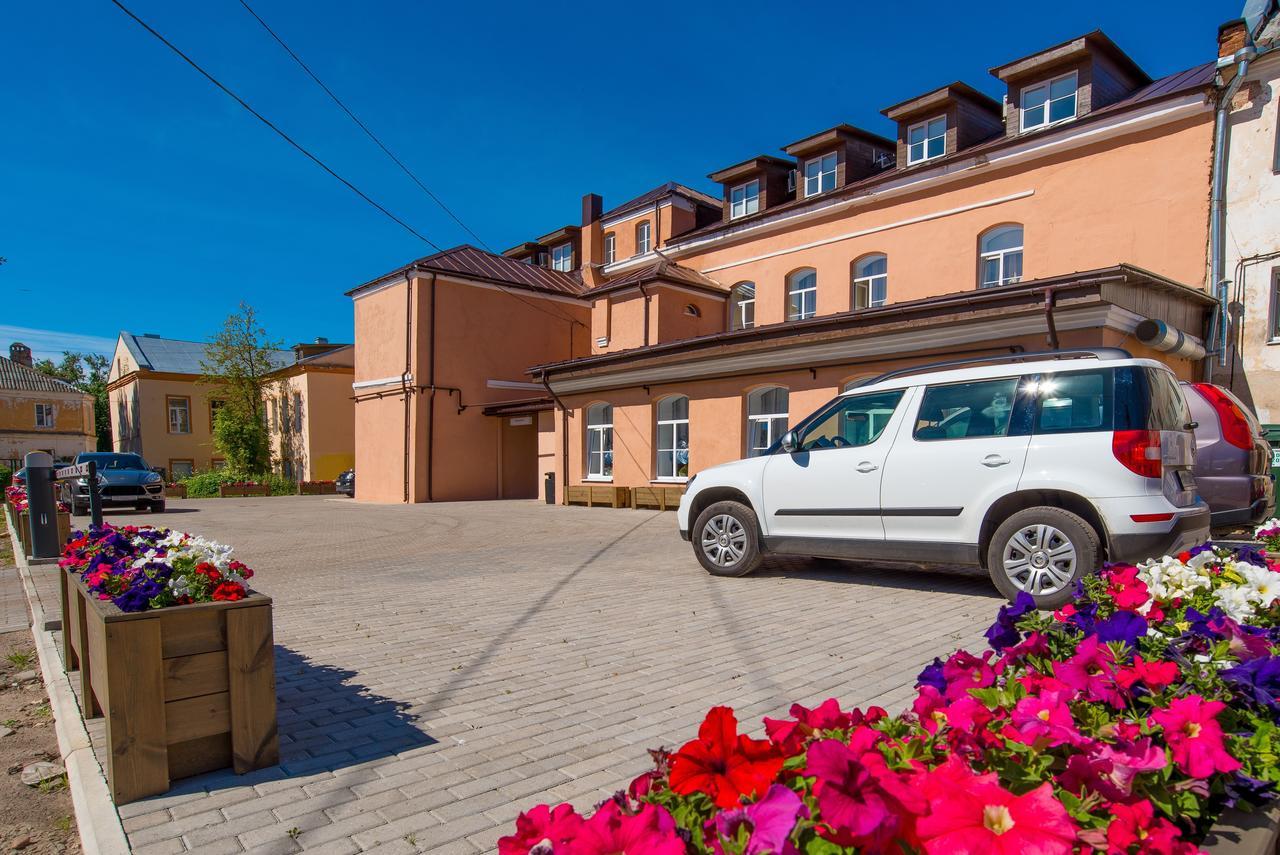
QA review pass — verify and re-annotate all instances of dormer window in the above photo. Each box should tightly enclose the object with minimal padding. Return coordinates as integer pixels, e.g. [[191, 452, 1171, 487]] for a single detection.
[[906, 116, 946, 165], [729, 180, 760, 219], [635, 221, 652, 255], [1021, 71, 1077, 131], [604, 232, 616, 264], [803, 154, 837, 197], [551, 243, 573, 272]]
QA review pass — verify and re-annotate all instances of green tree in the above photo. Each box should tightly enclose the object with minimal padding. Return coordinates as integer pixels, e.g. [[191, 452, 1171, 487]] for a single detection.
[[32, 351, 112, 450], [200, 304, 281, 474]]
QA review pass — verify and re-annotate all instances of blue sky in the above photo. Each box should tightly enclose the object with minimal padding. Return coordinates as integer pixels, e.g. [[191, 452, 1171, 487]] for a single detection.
[[2, 0, 1239, 361]]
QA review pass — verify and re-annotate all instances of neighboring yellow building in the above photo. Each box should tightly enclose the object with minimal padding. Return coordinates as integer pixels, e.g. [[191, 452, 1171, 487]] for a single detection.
[[1, 343, 96, 470], [265, 343, 355, 481]]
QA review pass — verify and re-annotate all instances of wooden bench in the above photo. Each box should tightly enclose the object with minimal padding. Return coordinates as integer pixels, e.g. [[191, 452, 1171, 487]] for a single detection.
[[630, 485, 685, 511], [565, 485, 631, 508]]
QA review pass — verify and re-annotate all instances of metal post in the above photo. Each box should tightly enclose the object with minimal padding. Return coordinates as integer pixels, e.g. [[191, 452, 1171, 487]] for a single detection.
[[23, 452, 60, 559], [87, 460, 103, 528]]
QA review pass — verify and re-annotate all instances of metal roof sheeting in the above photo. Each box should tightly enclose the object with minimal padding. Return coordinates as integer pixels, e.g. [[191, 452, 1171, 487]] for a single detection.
[[0, 355, 83, 394], [121, 333, 293, 375]]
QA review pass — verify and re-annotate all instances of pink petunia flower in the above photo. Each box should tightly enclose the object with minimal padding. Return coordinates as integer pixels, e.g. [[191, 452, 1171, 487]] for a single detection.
[[804, 736, 926, 851], [1006, 693, 1082, 748], [499, 804, 584, 855], [709, 784, 805, 855], [1103, 799, 1200, 854], [1106, 565, 1153, 612], [1059, 737, 1166, 801], [1149, 695, 1241, 779], [1054, 636, 1124, 708], [568, 801, 685, 855], [941, 651, 996, 701], [1115, 657, 1179, 693]]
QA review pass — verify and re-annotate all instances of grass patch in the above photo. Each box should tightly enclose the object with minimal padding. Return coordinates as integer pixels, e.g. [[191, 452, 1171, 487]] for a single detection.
[[6, 651, 34, 669], [37, 775, 67, 794]]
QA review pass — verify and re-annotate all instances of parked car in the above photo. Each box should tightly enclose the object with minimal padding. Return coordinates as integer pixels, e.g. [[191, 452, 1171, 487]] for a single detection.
[[59, 452, 165, 514], [10, 461, 73, 487], [336, 469, 354, 497], [677, 349, 1209, 608], [1180, 381, 1275, 527]]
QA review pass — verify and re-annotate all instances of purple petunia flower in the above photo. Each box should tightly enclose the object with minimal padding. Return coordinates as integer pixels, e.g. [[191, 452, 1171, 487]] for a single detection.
[[985, 592, 1037, 651], [1092, 611, 1148, 649], [1222, 656, 1280, 712], [916, 657, 947, 693]]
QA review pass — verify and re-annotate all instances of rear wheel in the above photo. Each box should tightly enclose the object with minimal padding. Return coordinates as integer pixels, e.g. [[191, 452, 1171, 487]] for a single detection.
[[986, 506, 1100, 609], [149, 501, 166, 514], [692, 501, 763, 577]]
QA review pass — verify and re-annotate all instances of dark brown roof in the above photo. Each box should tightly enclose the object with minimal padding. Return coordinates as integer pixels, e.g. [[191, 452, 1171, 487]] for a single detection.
[[481, 396, 554, 417], [881, 81, 1003, 121], [708, 155, 794, 184], [667, 62, 1213, 246], [532, 264, 1213, 377], [347, 245, 586, 298], [782, 124, 895, 157], [989, 30, 1151, 85], [601, 182, 722, 221], [0, 355, 83, 394], [586, 258, 726, 298]]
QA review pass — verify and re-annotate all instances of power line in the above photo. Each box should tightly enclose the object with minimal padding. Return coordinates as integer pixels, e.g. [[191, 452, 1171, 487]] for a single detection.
[[236, 0, 493, 252], [106, 0, 444, 252]]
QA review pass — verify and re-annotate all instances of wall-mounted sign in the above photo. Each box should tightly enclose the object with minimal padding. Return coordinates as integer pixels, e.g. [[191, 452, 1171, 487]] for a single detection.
[[509, 416, 533, 426]]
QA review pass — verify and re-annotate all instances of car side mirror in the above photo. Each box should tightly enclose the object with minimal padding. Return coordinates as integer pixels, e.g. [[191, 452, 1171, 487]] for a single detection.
[[780, 430, 799, 453]]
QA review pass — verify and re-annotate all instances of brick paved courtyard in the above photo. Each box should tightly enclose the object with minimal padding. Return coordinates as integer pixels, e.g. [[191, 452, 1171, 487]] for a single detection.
[[101, 496, 1001, 854]]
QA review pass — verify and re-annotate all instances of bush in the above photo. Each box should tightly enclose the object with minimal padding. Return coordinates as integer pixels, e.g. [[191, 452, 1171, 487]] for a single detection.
[[180, 470, 297, 498], [0, 467, 11, 489]]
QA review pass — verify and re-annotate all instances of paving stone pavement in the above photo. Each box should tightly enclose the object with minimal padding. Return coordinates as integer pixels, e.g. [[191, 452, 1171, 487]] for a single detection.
[[96, 496, 1003, 854]]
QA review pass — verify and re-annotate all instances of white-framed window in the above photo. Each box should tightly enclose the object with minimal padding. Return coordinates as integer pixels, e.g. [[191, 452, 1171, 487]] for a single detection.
[[604, 232, 616, 264], [747, 387, 789, 457], [586, 403, 613, 479], [635, 221, 651, 255], [907, 115, 946, 164], [655, 396, 689, 480], [34, 403, 54, 429], [729, 282, 755, 331], [1021, 71, 1078, 131], [1270, 268, 1280, 342], [729, 180, 760, 219], [803, 153, 837, 197], [167, 396, 191, 434], [979, 225, 1024, 288], [551, 243, 573, 272], [786, 268, 817, 321], [852, 254, 888, 309], [292, 391, 303, 433]]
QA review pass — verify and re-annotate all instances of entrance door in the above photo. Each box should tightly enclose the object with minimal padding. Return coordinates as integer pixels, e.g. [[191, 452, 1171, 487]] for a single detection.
[[500, 416, 538, 499], [762, 387, 909, 542]]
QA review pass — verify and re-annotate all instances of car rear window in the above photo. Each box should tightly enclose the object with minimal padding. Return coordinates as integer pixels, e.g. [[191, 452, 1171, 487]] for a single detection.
[[1114, 367, 1190, 432]]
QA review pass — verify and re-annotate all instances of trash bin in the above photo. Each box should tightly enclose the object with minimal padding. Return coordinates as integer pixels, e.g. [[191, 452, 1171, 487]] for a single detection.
[[1264, 425, 1280, 483], [544, 472, 555, 505]]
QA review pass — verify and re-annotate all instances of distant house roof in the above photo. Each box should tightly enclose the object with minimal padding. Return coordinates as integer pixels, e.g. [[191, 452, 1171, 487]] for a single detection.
[[120, 333, 293, 376], [601, 182, 722, 222], [588, 258, 726, 298], [0, 355, 83, 394], [347, 245, 586, 298], [276, 344, 355, 373]]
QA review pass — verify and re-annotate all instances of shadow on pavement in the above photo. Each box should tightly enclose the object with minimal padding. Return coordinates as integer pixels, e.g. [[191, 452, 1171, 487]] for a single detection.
[[752, 557, 1000, 598]]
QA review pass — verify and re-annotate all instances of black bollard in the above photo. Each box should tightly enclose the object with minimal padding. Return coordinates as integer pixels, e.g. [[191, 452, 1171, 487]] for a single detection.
[[23, 452, 61, 559]]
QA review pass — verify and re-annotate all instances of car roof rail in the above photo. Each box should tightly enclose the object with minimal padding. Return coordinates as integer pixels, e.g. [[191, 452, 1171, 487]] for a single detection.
[[851, 347, 1133, 389]]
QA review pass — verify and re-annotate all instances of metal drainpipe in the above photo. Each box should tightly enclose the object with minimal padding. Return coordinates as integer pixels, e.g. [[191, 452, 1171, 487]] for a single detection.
[[639, 283, 651, 346], [540, 370, 569, 505], [1207, 45, 1258, 380], [402, 272, 413, 503], [426, 272, 437, 502]]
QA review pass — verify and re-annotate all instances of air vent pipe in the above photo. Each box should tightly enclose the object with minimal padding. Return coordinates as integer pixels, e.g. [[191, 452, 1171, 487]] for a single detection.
[[1135, 319, 1206, 361]]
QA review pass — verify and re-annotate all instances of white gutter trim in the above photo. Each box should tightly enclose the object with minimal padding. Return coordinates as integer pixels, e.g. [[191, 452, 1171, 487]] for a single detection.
[[487, 379, 546, 390], [353, 374, 410, 390]]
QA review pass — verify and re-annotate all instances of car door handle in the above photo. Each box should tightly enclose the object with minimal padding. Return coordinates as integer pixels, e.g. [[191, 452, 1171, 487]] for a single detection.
[[855, 461, 879, 473], [981, 454, 1010, 467]]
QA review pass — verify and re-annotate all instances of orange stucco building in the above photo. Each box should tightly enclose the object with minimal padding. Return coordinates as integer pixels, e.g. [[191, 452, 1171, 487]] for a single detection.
[[1, 343, 96, 469], [265, 343, 355, 482], [350, 31, 1223, 505]]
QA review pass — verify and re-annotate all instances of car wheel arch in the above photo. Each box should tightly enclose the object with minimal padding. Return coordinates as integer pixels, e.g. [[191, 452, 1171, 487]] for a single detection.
[[978, 489, 1111, 568], [689, 487, 760, 538]]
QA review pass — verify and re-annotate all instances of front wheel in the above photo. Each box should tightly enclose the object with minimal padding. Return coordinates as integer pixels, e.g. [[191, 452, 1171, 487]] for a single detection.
[[692, 501, 763, 577], [149, 502, 166, 514], [986, 506, 1100, 609]]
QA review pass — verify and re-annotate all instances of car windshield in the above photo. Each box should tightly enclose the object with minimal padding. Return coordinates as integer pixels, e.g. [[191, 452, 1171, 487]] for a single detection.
[[80, 453, 149, 471]]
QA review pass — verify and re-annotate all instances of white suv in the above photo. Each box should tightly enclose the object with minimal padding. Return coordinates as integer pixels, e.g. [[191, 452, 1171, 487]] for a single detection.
[[676, 350, 1210, 607]]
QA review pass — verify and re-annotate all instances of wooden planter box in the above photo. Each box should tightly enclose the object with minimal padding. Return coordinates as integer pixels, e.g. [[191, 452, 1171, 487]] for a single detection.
[[1201, 802, 1280, 853], [59, 572, 278, 804], [15, 511, 70, 558], [298, 481, 336, 495], [631, 485, 685, 511], [218, 484, 270, 498], [565, 485, 631, 508], [165, 484, 188, 499]]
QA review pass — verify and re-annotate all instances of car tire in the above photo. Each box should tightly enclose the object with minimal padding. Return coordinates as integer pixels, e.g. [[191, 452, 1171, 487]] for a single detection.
[[987, 506, 1100, 609], [150, 502, 166, 514], [692, 500, 764, 578]]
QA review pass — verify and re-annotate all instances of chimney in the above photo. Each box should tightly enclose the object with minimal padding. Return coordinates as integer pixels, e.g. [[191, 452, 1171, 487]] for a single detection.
[[1218, 18, 1248, 60], [9, 342, 32, 367], [315, 336, 329, 345], [580, 193, 606, 288]]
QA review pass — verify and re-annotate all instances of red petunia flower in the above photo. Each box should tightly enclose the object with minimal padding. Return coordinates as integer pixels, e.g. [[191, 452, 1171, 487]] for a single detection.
[[1104, 800, 1199, 854], [669, 706, 783, 809], [211, 581, 246, 602]]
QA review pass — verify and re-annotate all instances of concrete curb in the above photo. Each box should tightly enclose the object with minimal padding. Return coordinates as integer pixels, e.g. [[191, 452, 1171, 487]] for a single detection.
[[5, 511, 131, 854]]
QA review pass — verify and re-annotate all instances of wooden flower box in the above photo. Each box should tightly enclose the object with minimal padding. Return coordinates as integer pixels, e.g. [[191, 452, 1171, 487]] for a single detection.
[[165, 484, 188, 499], [630, 485, 685, 511], [218, 484, 270, 498], [298, 481, 337, 496], [15, 510, 70, 558], [59, 573, 278, 804], [565, 485, 631, 508], [1201, 802, 1280, 853]]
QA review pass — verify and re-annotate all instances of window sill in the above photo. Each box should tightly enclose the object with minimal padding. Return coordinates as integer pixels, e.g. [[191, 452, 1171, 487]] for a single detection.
[[583, 476, 613, 483], [652, 478, 688, 484]]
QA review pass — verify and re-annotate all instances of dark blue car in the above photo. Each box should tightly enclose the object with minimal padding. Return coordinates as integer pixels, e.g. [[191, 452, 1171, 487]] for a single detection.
[[59, 452, 166, 515]]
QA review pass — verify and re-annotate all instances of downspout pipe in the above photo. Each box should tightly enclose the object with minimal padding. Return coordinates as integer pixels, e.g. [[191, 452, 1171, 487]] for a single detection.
[[1207, 44, 1258, 379], [426, 272, 437, 503], [540, 370, 569, 506], [402, 274, 413, 503]]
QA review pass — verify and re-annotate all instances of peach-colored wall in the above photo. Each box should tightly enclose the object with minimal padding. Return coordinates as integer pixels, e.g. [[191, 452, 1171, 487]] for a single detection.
[[266, 369, 355, 482], [0, 389, 95, 463], [109, 375, 223, 475], [352, 281, 413, 503]]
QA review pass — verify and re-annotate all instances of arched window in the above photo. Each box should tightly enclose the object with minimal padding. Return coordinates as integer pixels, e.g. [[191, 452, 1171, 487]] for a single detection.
[[683, 304, 701, 318], [586, 403, 613, 479], [786, 268, 817, 321], [852, 254, 887, 309], [635, 221, 652, 255], [729, 282, 755, 331], [978, 225, 1023, 288], [747, 387, 789, 456], [655, 396, 690, 479], [603, 232, 616, 264]]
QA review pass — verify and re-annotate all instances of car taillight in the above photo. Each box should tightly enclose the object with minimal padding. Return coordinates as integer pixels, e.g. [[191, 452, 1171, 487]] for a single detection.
[[1112, 429, 1162, 478], [1192, 383, 1254, 450]]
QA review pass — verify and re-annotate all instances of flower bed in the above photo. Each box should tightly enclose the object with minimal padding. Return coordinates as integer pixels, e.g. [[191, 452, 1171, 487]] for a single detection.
[[298, 480, 337, 495], [165, 482, 187, 499], [218, 481, 270, 498], [5, 485, 71, 557], [1255, 518, 1280, 560], [58, 524, 278, 804], [502, 545, 1280, 854]]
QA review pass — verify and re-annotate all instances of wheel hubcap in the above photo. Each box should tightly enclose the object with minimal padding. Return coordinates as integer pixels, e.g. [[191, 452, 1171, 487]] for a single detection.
[[701, 514, 747, 567], [1002, 523, 1076, 595]]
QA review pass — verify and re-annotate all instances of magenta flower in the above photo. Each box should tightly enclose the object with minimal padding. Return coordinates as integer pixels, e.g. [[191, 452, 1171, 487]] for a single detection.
[[1006, 693, 1081, 748], [1149, 695, 1241, 779], [941, 650, 996, 701], [1059, 737, 1166, 801], [1053, 636, 1123, 707], [804, 737, 926, 850], [569, 801, 685, 855], [710, 785, 805, 855]]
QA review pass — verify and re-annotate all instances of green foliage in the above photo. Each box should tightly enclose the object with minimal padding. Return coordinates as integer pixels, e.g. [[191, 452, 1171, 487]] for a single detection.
[[180, 469, 296, 498], [0, 467, 11, 489], [201, 304, 282, 473], [212, 405, 270, 474], [31, 351, 111, 450]]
